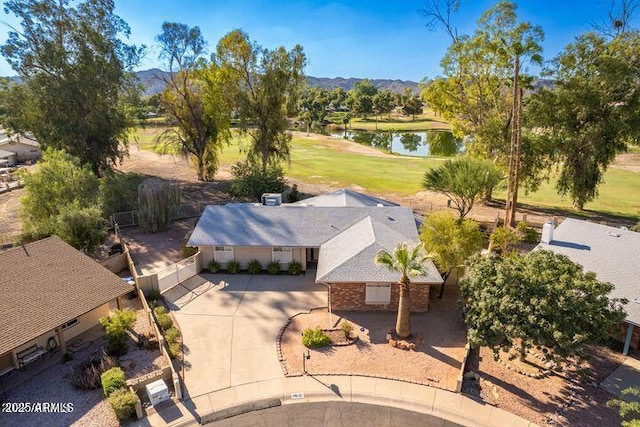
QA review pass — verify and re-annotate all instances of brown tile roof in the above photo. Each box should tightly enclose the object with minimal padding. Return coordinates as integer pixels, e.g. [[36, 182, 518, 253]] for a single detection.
[[0, 236, 133, 354]]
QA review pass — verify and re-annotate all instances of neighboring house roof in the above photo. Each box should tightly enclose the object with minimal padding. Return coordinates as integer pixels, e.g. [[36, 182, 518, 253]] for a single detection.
[[188, 204, 418, 247], [536, 218, 640, 326], [0, 149, 15, 158], [316, 216, 442, 283], [296, 188, 398, 207], [0, 236, 133, 354], [0, 131, 39, 148]]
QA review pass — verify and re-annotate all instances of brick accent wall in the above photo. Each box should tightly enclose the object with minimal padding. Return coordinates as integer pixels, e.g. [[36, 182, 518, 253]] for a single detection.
[[330, 282, 430, 312]]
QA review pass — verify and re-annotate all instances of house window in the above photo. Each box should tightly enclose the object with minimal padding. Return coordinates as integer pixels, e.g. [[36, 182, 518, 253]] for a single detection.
[[214, 246, 234, 263], [272, 247, 292, 263], [365, 284, 391, 304], [62, 318, 78, 330]]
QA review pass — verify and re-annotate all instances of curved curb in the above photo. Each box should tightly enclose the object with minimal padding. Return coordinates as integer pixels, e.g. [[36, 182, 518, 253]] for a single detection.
[[192, 375, 538, 427]]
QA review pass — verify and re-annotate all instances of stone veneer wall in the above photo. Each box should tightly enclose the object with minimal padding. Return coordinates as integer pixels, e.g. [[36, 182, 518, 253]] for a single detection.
[[330, 282, 430, 312]]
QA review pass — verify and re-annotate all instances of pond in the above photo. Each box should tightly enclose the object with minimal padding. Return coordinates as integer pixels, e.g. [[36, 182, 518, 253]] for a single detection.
[[329, 130, 463, 157]]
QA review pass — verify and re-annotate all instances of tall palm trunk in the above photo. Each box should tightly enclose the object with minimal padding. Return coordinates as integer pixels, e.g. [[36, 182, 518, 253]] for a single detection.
[[505, 56, 520, 227], [396, 275, 412, 338]]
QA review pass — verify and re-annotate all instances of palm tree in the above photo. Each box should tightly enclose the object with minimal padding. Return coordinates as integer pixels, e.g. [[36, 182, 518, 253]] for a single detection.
[[375, 243, 429, 338]]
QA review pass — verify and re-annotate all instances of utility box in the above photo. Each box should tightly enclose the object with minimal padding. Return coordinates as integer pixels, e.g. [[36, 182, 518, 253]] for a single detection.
[[145, 379, 170, 406]]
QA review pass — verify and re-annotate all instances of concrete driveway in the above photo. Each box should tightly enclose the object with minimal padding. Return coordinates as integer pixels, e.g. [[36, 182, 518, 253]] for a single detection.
[[164, 274, 327, 399]]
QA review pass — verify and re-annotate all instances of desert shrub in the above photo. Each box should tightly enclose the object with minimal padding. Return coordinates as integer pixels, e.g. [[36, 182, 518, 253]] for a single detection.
[[101, 367, 126, 397], [145, 289, 161, 303], [100, 309, 136, 356], [227, 260, 241, 274], [71, 351, 118, 390], [181, 244, 197, 258], [230, 160, 286, 200], [302, 327, 331, 348], [631, 220, 640, 232], [156, 313, 173, 332], [247, 259, 262, 274], [165, 327, 180, 344], [107, 387, 139, 421], [208, 260, 220, 273], [266, 261, 280, 275], [340, 321, 354, 339], [153, 306, 167, 316], [287, 184, 302, 203], [288, 261, 302, 275], [168, 342, 181, 359], [516, 221, 539, 244], [489, 226, 522, 255]]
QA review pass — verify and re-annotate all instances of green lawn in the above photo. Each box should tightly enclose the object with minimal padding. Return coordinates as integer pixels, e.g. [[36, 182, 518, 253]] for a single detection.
[[347, 112, 452, 132], [131, 126, 640, 220]]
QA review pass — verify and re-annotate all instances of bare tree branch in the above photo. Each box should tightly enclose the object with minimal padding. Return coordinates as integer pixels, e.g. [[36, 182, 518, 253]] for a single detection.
[[422, 0, 461, 42], [592, 0, 639, 38]]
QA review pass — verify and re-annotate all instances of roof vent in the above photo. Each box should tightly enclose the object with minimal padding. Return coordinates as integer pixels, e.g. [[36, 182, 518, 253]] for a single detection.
[[608, 231, 621, 238], [376, 203, 384, 207], [540, 221, 554, 244], [619, 226, 629, 231], [261, 193, 282, 206]]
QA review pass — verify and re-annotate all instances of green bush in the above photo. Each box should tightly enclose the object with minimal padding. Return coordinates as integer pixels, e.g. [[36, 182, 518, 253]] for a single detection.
[[287, 184, 302, 203], [208, 260, 220, 273], [340, 321, 354, 339], [516, 221, 539, 244], [153, 306, 167, 316], [107, 387, 139, 421], [266, 261, 280, 275], [302, 327, 331, 348], [227, 260, 241, 274], [288, 261, 302, 275], [101, 367, 126, 397], [100, 171, 143, 217], [631, 220, 640, 232], [100, 309, 137, 356], [168, 342, 181, 359], [165, 327, 180, 344], [156, 313, 173, 332], [247, 259, 262, 274], [145, 290, 161, 303], [230, 160, 286, 200], [490, 226, 522, 255]]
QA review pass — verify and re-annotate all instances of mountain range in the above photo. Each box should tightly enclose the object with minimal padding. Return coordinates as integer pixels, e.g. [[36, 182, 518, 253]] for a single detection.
[[134, 68, 421, 96]]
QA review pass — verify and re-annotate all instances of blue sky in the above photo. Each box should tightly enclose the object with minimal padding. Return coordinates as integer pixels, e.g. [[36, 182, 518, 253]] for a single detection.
[[0, 1, 634, 81]]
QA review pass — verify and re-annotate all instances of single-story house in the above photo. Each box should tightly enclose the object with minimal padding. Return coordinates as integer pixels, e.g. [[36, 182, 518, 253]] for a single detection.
[[536, 218, 640, 355], [187, 189, 443, 312], [0, 131, 40, 163], [0, 236, 133, 374], [0, 149, 16, 167]]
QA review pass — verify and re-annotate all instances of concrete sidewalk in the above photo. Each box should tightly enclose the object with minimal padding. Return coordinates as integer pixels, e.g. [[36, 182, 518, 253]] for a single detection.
[[141, 375, 537, 427]]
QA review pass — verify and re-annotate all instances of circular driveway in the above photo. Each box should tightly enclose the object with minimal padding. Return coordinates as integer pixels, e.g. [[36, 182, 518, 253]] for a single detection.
[[163, 273, 327, 398], [207, 401, 463, 426]]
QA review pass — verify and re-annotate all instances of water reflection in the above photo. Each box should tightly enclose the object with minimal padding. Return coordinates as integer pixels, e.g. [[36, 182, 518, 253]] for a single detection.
[[331, 130, 463, 157]]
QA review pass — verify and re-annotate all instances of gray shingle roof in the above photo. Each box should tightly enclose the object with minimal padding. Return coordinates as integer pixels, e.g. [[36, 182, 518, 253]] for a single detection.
[[188, 202, 443, 285], [536, 218, 640, 326], [316, 217, 442, 283], [188, 204, 418, 247], [0, 236, 133, 354], [295, 188, 398, 207]]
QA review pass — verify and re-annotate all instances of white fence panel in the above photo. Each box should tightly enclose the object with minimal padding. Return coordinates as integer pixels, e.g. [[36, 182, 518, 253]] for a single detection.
[[157, 254, 200, 293]]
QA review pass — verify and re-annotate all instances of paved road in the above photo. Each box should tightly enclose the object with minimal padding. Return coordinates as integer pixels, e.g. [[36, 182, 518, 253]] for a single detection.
[[207, 401, 463, 427], [164, 273, 327, 398]]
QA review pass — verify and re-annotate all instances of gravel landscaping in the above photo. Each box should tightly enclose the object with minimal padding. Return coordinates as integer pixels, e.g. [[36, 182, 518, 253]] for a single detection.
[[462, 344, 625, 426], [280, 283, 468, 391], [0, 297, 167, 427]]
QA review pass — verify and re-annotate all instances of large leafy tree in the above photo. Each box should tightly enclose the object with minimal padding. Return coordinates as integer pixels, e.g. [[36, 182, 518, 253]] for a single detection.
[[526, 31, 640, 210], [422, 1, 544, 210], [19, 149, 106, 253], [372, 89, 394, 125], [156, 22, 232, 181], [375, 243, 429, 338], [216, 29, 307, 172], [423, 157, 502, 219], [461, 250, 627, 361], [298, 86, 331, 134], [0, 0, 144, 175], [346, 79, 378, 119], [420, 211, 483, 297]]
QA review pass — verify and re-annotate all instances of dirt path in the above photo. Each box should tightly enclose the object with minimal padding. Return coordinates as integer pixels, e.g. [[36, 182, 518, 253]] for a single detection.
[[0, 188, 24, 245]]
